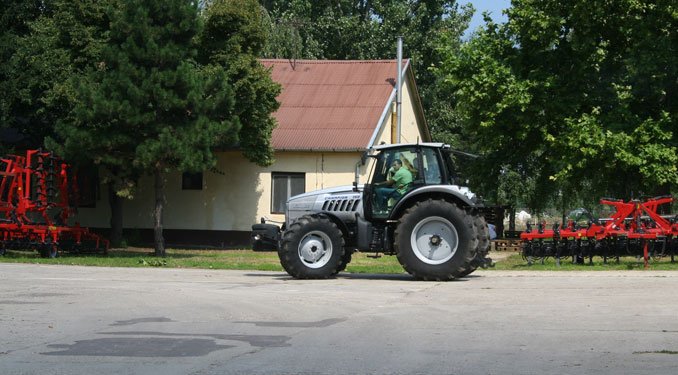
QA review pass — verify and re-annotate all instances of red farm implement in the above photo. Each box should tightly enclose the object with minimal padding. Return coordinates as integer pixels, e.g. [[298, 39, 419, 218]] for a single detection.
[[0, 150, 109, 257], [520, 196, 678, 267]]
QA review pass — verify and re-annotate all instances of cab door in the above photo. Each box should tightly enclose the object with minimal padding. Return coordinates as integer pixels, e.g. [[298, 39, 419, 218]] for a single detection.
[[363, 146, 420, 220]]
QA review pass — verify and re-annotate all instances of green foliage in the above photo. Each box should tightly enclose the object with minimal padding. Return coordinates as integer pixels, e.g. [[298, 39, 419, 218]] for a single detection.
[[0, 0, 54, 144], [198, 0, 281, 167], [437, 0, 677, 209], [56, 0, 237, 176], [1, 1, 120, 149]]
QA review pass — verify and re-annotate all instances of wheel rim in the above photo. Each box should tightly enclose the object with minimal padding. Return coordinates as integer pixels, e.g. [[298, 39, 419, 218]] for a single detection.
[[298, 230, 333, 269], [410, 216, 458, 265]]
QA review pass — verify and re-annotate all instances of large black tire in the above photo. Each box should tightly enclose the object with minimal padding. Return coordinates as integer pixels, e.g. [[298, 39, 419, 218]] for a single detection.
[[333, 249, 353, 275], [458, 215, 491, 278], [475, 215, 490, 258], [395, 199, 477, 281], [278, 215, 345, 279]]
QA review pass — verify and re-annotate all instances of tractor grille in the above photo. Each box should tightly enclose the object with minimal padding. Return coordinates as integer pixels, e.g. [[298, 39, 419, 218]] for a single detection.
[[322, 198, 361, 212]]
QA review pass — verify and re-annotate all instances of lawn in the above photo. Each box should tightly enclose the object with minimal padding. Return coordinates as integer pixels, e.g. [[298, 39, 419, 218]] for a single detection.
[[0, 248, 406, 274], [1, 248, 677, 273]]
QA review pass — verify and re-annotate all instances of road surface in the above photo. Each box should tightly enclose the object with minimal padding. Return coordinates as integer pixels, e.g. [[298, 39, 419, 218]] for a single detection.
[[1, 264, 677, 374]]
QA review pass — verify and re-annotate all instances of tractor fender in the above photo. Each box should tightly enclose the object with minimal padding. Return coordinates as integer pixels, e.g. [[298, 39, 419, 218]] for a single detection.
[[390, 185, 477, 220], [302, 212, 353, 241]]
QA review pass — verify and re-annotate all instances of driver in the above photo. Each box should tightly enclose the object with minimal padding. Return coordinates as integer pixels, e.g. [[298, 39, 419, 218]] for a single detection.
[[375, 159, 413, 210]]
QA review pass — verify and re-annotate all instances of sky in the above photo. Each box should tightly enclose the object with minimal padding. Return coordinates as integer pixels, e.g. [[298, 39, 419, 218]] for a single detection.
[[460, 0, 511, 37]]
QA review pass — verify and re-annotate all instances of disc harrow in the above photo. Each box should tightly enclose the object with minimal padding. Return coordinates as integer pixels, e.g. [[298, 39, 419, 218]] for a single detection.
[[520, 196, 678, 267], [0, 149, 109, 257]]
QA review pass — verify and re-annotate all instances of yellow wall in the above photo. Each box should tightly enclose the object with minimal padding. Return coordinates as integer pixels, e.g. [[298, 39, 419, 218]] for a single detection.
[[73, 74, 426, 232], [374, 77, 423, 145], [74, 151, 367, 231]]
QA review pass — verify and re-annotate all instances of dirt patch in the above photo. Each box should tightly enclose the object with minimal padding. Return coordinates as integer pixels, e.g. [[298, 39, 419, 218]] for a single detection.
[[488, 251, 516, 262]]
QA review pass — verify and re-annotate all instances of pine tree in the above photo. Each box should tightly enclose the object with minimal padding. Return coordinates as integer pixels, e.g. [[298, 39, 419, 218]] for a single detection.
[[60, 0, 238, 256]]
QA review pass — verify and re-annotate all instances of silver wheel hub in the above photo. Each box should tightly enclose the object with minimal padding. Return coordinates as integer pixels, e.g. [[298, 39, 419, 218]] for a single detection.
[[410, 216, 458, 265], [298, 230, 333, 269]]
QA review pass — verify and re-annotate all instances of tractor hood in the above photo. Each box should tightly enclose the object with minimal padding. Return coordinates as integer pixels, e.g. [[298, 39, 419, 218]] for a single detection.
[[289, 185, 362, 202], [286, 185, 364, 227]]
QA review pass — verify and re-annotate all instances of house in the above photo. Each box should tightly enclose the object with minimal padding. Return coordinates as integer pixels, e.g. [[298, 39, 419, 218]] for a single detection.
[[74, 59, 432, 247]]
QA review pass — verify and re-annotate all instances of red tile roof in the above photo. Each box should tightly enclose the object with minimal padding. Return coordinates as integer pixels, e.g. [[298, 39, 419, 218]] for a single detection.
[[260, 59, 408, 151]]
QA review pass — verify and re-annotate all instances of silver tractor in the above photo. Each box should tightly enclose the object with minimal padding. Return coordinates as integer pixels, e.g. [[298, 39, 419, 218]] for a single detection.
[[251, 143, 492, 280]]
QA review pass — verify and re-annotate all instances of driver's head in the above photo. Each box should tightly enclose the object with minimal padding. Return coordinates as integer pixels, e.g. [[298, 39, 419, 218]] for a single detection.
[[392, 159, 402, 170]]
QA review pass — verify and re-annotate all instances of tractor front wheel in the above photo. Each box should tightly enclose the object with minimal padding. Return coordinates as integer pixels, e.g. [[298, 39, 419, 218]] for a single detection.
[[395, 199, 476, 280], [279, 215, 345, 279]]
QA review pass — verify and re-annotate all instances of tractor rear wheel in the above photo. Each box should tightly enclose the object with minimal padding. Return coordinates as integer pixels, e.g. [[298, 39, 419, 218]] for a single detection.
[[279, 215, 345, 279], [458, 215, 491, 278], [334, 249, 353, 275], [395, 199, 476, 280]]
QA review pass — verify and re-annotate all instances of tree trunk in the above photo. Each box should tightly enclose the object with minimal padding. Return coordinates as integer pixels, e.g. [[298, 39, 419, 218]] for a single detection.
[[154, 168, 166, 257], [108, 181, 123, 247]]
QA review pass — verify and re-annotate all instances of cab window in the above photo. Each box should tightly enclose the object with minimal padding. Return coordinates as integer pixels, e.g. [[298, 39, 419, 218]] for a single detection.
[[421, 148, 442, 184]]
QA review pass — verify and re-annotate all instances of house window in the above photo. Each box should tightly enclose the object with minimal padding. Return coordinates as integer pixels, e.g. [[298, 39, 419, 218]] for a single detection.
[[182, 172, 203, 190], [271, 172, 305, 214], [75, 166, 99, 208]]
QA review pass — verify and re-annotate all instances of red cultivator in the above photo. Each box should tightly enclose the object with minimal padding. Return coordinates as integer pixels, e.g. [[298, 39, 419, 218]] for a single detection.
[[520, 196, 678, 267], [0, 150, 109, 257]]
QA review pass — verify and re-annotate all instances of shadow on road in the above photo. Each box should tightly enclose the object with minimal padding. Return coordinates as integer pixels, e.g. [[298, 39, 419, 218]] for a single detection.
[[244, 272, 473, 282]]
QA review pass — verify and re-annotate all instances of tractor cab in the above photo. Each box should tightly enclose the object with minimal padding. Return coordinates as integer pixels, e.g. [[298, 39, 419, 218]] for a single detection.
[[364, 143, 451, 220]]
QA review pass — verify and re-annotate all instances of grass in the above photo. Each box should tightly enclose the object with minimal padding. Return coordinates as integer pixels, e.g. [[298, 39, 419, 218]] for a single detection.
[[1, 248, 677, 273], [0, 247, 406, 274]]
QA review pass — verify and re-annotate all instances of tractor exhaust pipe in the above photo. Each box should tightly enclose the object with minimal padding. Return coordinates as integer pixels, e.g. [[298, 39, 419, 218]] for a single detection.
[[396, 36, 403, 144]]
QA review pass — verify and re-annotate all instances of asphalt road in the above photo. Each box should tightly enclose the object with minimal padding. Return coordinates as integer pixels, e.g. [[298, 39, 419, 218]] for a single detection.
[[1, 264, 677, 375]]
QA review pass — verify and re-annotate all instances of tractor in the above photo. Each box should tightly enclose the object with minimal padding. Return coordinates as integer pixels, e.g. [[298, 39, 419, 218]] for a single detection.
[[251, 143, 492, 280]]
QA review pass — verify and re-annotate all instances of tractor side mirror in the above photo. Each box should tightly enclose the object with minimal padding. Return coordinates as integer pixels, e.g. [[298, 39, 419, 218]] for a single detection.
[[360, 151, 368, 166]]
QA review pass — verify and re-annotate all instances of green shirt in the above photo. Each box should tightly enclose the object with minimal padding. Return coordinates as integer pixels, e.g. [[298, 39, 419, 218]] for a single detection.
[[393, 167, 413, 195]]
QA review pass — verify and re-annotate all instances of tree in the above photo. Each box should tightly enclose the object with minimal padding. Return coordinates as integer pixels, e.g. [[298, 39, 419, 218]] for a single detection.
[[436, 0, 677, 210], [55, 0, 238, 256], [0, 0, 56, 150], [3, 1, 136, 245], [197, 0, 281, 167], [9, 0, 127, 246]]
